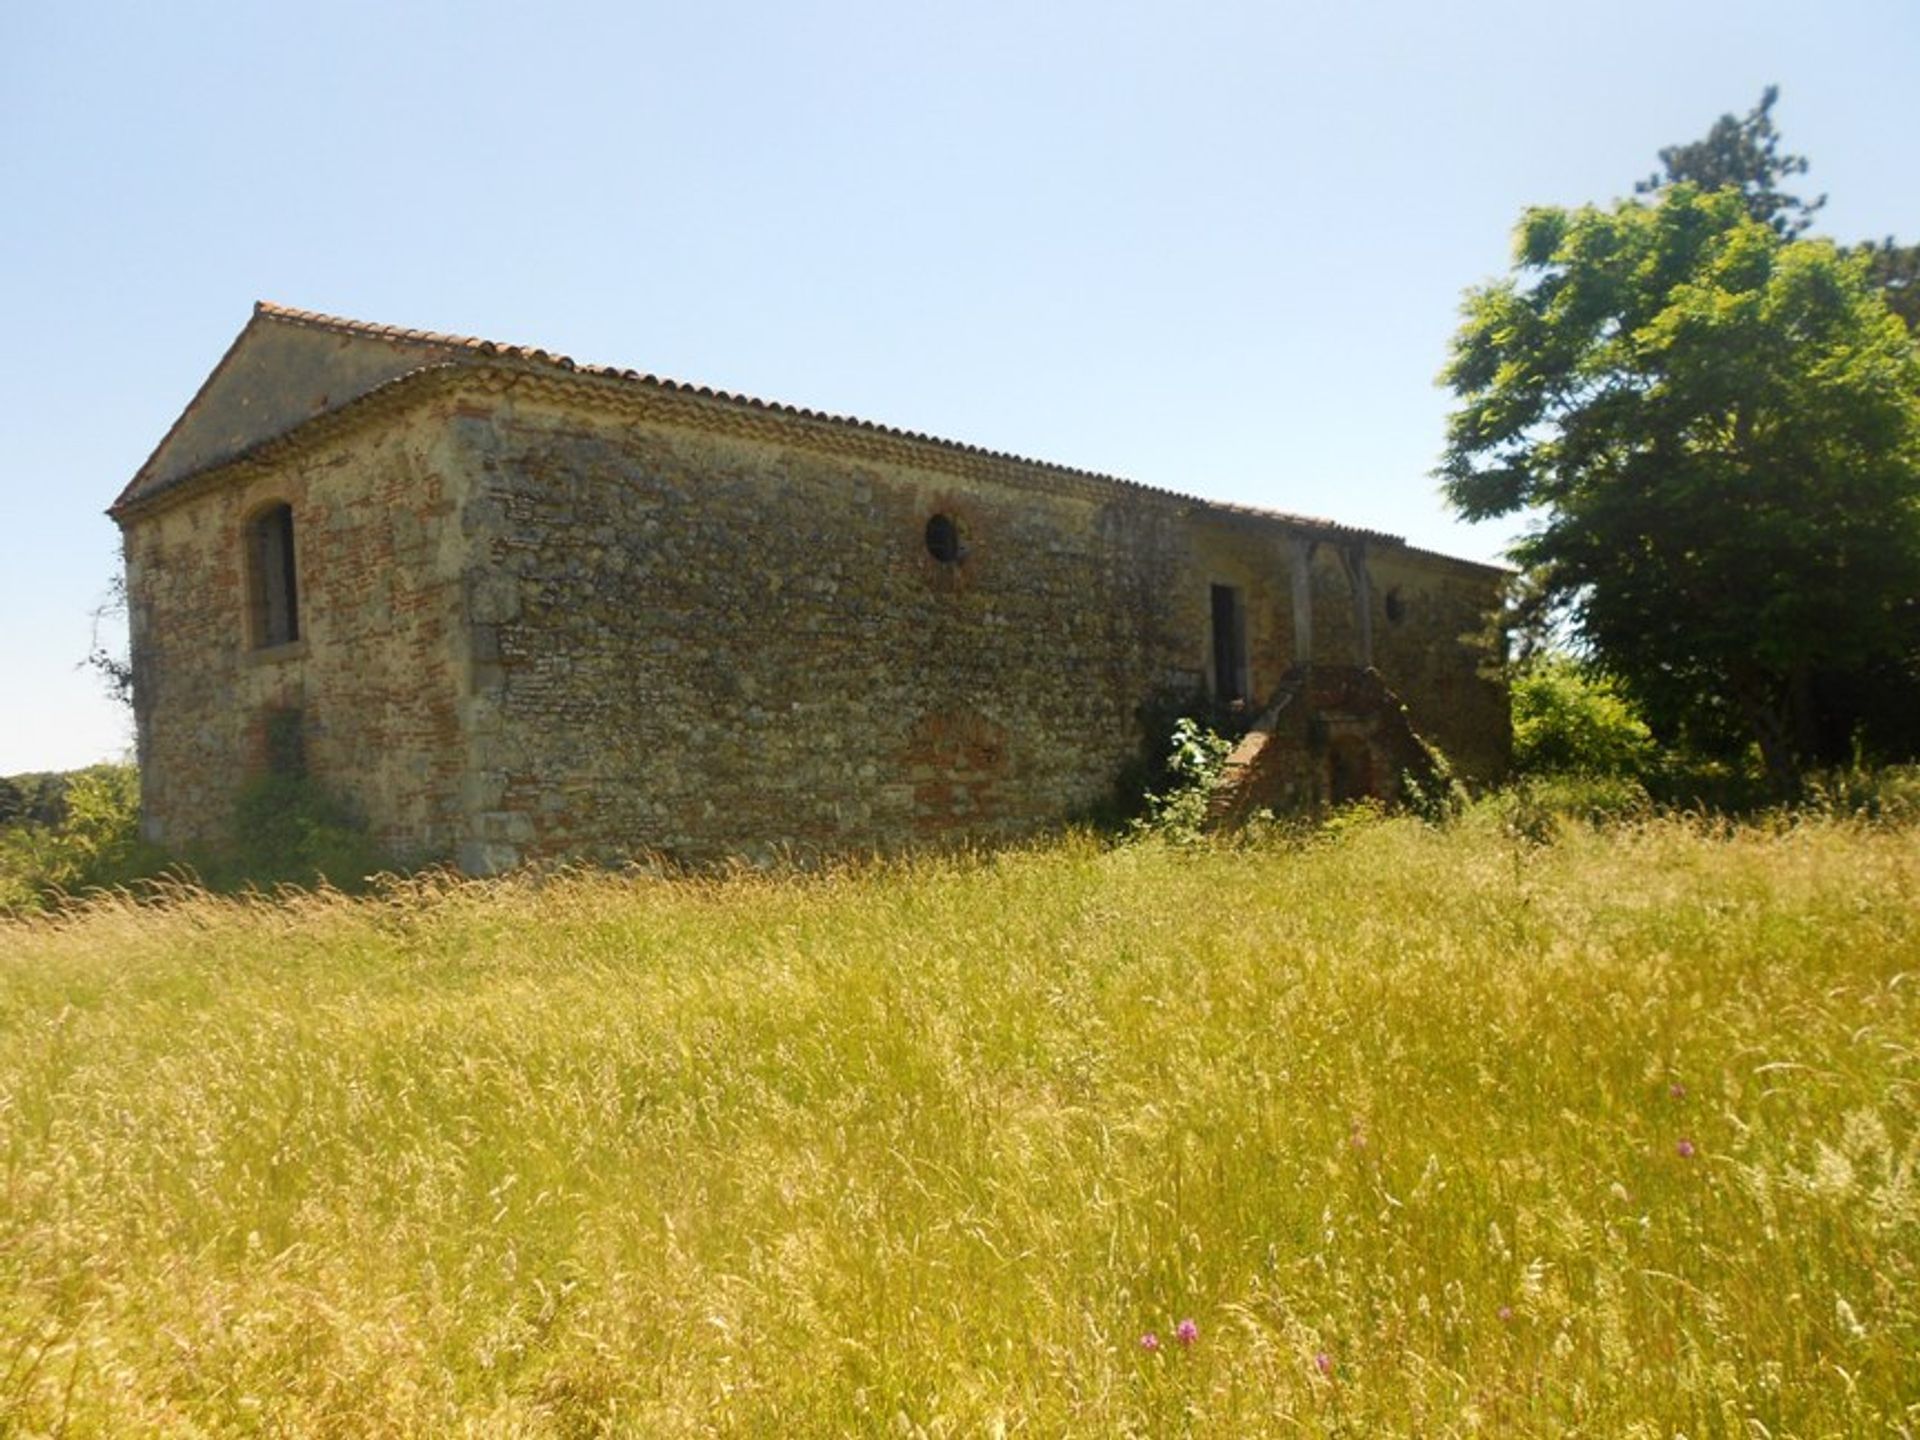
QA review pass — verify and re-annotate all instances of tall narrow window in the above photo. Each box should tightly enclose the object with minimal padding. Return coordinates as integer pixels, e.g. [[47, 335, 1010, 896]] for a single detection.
[[247, 502, 300, 648], [1210, 583, 1247, 704]]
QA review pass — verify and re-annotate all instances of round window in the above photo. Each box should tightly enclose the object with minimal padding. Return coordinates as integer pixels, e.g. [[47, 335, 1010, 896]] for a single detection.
[[925, 513, 965, 564]]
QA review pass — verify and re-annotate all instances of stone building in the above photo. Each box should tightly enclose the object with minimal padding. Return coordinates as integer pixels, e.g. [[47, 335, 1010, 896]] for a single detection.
[[110, 303, 1508, 871]]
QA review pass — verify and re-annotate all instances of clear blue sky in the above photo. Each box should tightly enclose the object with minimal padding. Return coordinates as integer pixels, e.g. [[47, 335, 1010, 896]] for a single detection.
[[4, 0, 1917, 774]]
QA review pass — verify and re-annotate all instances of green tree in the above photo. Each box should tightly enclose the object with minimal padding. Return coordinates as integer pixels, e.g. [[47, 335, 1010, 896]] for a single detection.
[[1637, 85, 1823, 237], [1439, 185, 1920, 793], [1641, 88, 1918, 331], [0, 763, 148, 912]]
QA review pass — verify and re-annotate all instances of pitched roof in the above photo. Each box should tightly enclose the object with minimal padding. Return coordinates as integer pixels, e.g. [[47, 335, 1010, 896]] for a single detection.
[[113, 303, 1501, 572]]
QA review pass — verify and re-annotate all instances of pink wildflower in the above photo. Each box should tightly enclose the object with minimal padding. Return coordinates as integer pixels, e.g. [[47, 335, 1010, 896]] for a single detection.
[[1676, 1138, 1696, 1159], [1315, 1351, 1334, 1377], [1497, 1305, 1514, 1323], [1176, 1318, 1199, 1347], [1139, 1332, 1160, 1353]]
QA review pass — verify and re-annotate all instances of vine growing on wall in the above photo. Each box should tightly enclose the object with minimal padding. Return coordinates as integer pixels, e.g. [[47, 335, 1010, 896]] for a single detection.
[[85, 569, 134, 712]]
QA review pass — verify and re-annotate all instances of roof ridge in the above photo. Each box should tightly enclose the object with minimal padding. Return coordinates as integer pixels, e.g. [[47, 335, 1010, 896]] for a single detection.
[[254, 300, 569, 364]]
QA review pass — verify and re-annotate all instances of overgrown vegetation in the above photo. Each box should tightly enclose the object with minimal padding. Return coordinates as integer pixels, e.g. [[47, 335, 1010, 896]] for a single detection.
[[1509, 655, 1656, 780], [1100, 689, 1252, 831], [1497, 650, 1920, 822], [204, 771, 390, 893], [0, 763, 387, 915], [2, 813, 1915, 1435], [1128, 716, 1233, 842], [0, 763, 161, 913], [0, 770, 78, 829]]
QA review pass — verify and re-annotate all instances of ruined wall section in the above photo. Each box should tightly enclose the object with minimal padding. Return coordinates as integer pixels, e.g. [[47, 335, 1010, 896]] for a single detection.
[[123, 403, 472, 857], [1366, 548, 1510, 782], [1176, 520, 1499, 728], [452, 387, 1202, 867]]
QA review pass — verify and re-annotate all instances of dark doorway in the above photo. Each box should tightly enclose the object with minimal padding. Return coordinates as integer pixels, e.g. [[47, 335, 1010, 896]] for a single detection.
[[1329, 737, 1374, 804], [1211, 583, 1247, 704]]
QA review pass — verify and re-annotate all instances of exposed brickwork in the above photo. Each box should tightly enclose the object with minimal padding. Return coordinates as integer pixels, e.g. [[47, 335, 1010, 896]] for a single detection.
[[123, 406, 470, 858], [1209, 666, 1450, 823]]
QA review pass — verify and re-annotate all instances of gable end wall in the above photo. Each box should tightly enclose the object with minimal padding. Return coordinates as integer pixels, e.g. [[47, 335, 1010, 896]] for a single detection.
[[122, 402, 473, 857]]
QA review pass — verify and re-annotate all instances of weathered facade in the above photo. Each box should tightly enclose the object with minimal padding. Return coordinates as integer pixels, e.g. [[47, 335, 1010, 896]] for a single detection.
[[111, 304, 1508, 871]]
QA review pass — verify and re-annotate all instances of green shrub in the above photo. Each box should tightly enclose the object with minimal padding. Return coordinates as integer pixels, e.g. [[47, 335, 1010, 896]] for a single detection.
[[1511, 654, 1657, 777], [1641, 755, 1777, 815], [0, 763, 394, 912], [1517, 771, 1655, 826], [1128, 717, 1231, 844], [1398, 741, 1468, 824], [202, 772, 390, 892], [0, 770, 78, 828], [1793, 764, 1920, 823], [1096, 689, 1251, 831], [1480, 774, 1656, 848], [0, 762, 160, 913]]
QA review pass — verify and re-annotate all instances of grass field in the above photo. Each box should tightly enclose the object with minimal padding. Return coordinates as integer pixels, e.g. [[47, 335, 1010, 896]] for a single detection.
[[2, 811, 1916, 1436]]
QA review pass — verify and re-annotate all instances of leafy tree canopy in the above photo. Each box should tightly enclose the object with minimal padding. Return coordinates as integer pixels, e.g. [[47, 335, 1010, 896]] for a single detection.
[[1639, 88, 1918, 331], [1856, 235, 1920, 332], [1440, 185, 1920, 790], [1637, 85, 1824, 237]]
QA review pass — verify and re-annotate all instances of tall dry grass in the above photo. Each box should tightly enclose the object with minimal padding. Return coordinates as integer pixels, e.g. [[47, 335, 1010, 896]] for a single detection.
[[2, 812, 1916, 1435]]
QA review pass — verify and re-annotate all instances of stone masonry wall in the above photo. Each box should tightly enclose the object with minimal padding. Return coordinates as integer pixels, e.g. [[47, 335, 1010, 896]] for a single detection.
[[1367, 547, 1510, 781], [124, 404, 471, 856], [452, 389, 1206, 867], [1182, 516, 1296, 702], [1175, 517, 1507, 782], [447, 383, 1507, 868]]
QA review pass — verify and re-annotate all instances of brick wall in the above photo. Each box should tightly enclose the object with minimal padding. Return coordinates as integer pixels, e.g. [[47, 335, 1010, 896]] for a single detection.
[[123, 404, 470, 857]]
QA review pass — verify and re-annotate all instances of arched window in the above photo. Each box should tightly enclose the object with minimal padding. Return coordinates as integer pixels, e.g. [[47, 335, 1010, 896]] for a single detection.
[[246, 502, 300, 648]]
